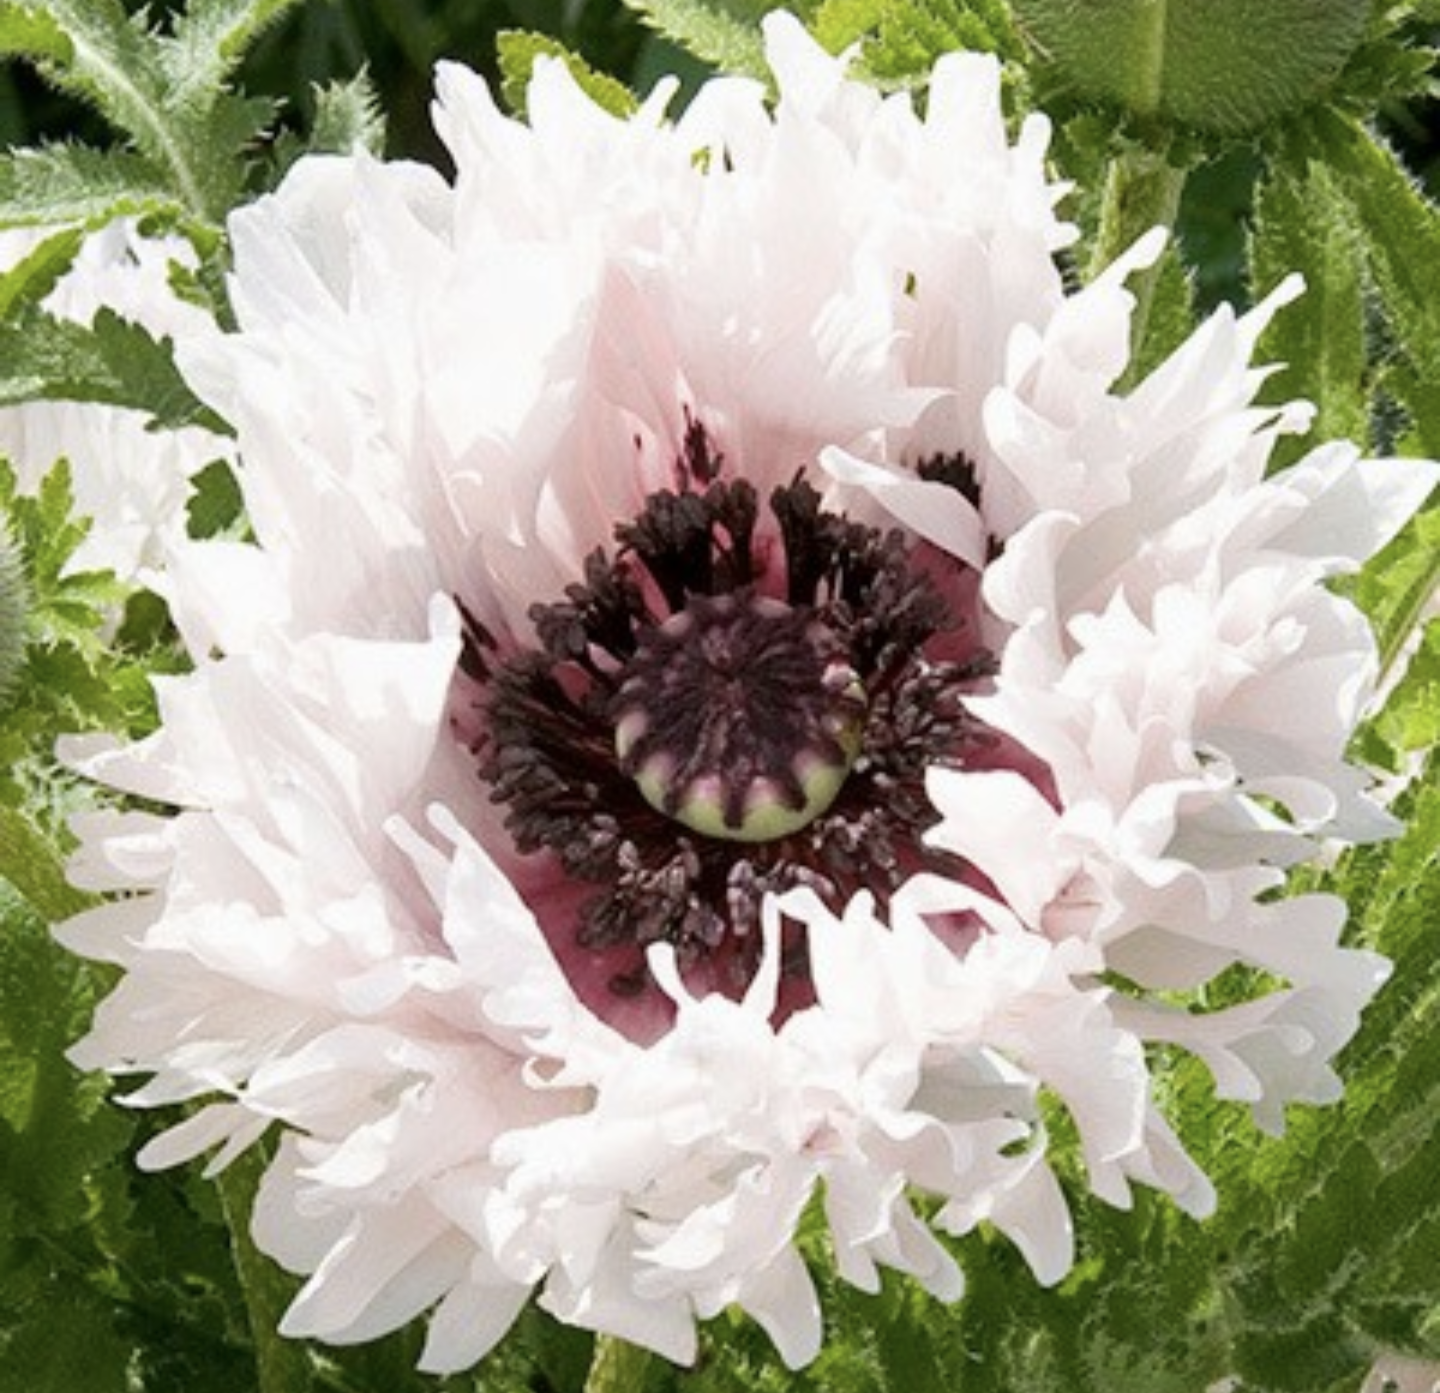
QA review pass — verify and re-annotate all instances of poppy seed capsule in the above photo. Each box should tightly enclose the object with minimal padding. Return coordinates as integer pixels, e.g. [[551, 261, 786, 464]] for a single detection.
[[613, 595, 867, 842]]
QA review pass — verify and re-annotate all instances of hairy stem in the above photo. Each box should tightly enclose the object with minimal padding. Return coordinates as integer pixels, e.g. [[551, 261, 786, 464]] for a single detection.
[[1374, 524, 1440, 698], [585, 1334, 657, 1393], [216, 1148, 313, 1393], [1089, 145, 1188, 369]]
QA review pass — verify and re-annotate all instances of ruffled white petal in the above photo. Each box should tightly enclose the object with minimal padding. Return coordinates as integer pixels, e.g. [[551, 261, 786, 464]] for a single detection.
[[57, 9, 1434, 1376]]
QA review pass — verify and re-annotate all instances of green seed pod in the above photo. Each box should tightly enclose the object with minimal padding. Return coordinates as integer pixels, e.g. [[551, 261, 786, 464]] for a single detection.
[[0, 520, 29, 705], [1014, 0, 1372, 135]]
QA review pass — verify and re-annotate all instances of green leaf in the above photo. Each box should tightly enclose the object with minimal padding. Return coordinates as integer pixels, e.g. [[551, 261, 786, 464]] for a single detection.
[[0, 887, 131, 1243], [1087, 145, 1190, 382], [0, 1282, 133, 1393], [305, 73, 385, 157], [0, 225, 82, 322], [581, 1334, 658, 1393], [1129, 241, 1197, 379], [1353, 505, 1440, 721], [185, 458, 245, 541], [1211, 765, 1440, 1375], [212, 1150, 312, 1393], [1316, 112, 1440, 454], [1251, 156, 1369, 469], [5, 0, 208, 207], [0, 306, 229, 433], [813, 0, 1020, 82], [1011, 0, 1371, 135], [0, 885, 262, 1392], [624, 0, 784, 80], [1227, 1310, 1372, 1393], [1330, 766, 1440, 1096], [1368, 620, 1440, 758], [497, 30, 639, 120], [0, 459, 87, 593], [110, 1165, 265, 1393], [0, 2, 68, 63], [0, 462, 259, 1387], [0, 460, 171, 823], [0, 806, 93, 923], [0, 523, 23, 706], [1330, 2, 1439, 116], [1, 0, 300, 224], [0, 144, 182, 230], [161, 0, 302, 100]]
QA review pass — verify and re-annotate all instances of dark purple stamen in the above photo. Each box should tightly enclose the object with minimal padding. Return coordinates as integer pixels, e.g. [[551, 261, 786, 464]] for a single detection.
[[463, 426, 994, 993]]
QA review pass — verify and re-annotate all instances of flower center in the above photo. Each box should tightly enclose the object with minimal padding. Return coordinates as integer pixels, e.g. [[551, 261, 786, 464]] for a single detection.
[[612, 592, 865, 843], [458, 423, 997, 1001]]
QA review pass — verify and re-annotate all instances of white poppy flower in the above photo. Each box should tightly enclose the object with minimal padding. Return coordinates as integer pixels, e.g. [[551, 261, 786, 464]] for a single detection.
[[59, 14, 1436, 1372], [0, 219, 227, 579]]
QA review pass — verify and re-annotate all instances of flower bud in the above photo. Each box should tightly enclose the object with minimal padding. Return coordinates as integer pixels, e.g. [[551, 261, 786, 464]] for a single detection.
[[1014, 0, 1371, 134]]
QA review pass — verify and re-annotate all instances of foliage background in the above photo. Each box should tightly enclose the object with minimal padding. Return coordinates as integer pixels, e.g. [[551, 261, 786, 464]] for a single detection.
[[0, 3, 1438, 1392]]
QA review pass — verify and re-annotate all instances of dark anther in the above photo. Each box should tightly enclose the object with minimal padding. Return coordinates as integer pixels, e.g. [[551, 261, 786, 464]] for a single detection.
[[677, 407, 724, 488], [457, 599, 499, 682], [529, 548, 649, 678], [615, 478, 760, 612], [917, 452, 983, 510], [769, 473, 884, 607], [615, 490, 714, 610], [469, 422, 997, 996]]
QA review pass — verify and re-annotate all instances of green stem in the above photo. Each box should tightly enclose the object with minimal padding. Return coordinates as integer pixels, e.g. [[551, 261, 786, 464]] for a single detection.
[[585, 1334, 657, 1393], [216, 1148, 314, 1393], [1089, 145, 1188, 371], [55, 10, 211, 220], [1373, 518, 1440, 697]]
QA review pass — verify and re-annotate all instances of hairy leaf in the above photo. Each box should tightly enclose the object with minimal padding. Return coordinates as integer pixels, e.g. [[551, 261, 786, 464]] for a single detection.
[[1317, 111, 1440, 454], [0, 307, 228, 432], [8, 1, 204, 202], [1213, 765, 1440, 1378], [0, 225, 82, 320], [497, 30, 639, 119], [306, 73, 386, 157], [0, 3, 68, 63], [1369, 620, 1440, 757], [624, 0, 783, 79], [2, 0, 300, 223], [1129, 242, 1197, 379], [0, 806, 92, 922], [1251, 154, 1369, 469], [0, 522, 22, 706], [0, 461, 169, 831], [814, 0, 1020, 82], [1011, 0, 1370, 135], [0, 144, 181, 231], [1353, 505, 1440, 743], [161, 0, 303, 99]]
